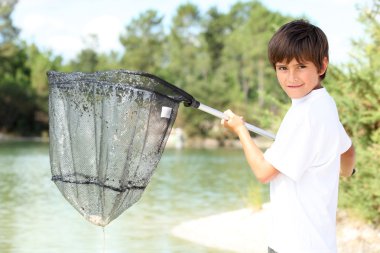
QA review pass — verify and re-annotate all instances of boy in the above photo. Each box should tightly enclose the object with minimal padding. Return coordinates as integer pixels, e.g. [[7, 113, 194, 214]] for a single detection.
[[222, 20, 355, 253]]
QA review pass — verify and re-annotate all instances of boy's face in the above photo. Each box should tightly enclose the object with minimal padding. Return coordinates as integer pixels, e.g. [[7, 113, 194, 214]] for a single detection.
[[275, 58, 328, 99]]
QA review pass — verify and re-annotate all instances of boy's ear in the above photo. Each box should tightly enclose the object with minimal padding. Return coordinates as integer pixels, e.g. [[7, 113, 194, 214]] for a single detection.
[[319, 57, 329, 75]]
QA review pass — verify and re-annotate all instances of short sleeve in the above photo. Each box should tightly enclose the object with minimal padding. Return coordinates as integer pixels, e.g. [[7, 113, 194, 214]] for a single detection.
[[264, 109, 317, 182], [339, 122, 352, 154]]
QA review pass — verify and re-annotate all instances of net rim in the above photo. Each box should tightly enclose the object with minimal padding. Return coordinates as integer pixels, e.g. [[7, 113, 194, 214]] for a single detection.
[[47, 69, 196, 106]]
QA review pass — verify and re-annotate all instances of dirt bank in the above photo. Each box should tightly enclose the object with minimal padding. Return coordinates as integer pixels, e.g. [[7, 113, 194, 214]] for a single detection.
[[172, 205, 380, 253]]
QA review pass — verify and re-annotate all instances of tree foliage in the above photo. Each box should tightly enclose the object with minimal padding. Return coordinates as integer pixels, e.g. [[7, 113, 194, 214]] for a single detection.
[[119, 10, 165, 74], [0, 0, 34, 134], [325, 1, 380, 224]]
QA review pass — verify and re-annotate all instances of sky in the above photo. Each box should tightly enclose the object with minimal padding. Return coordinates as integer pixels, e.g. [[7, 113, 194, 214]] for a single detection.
[[11, 0, 373, 64]]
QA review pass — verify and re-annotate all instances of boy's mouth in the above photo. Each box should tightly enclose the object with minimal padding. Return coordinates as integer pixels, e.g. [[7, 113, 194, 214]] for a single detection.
[[287, 84, 304, 88]]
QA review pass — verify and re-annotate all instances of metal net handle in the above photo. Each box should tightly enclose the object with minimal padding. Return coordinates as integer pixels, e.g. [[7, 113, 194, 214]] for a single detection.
[[196, 103, 276, 140]]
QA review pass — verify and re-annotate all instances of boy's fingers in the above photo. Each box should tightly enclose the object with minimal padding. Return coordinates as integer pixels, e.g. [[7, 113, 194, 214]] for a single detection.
[[224, 109, 235, 119]]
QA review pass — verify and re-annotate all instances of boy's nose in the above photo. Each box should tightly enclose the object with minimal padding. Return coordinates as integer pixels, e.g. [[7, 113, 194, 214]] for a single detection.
[[287, 71, 299, 83]]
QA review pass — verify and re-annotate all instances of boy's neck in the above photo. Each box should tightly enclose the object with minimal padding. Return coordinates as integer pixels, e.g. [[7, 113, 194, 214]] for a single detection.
[[292, 84, 325, 103], [313, 83, 323, 90]]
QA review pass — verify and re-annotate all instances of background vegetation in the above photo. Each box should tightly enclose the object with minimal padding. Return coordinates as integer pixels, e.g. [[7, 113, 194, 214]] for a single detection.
[[0, 0, 378, 224]]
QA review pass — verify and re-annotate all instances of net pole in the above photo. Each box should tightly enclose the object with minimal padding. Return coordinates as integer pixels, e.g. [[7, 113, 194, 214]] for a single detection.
[[197, 103, 276, 140]]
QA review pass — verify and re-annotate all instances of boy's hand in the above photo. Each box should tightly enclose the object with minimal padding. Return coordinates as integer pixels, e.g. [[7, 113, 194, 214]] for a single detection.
[[221, 109, 246, 134]]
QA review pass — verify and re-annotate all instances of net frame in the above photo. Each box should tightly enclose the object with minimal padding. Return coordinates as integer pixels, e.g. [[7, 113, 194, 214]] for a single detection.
[[48, 70, 192, 226]]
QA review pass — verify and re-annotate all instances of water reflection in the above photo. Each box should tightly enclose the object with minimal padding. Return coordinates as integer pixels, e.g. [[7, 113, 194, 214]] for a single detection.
[[0, 142, 268, 253]]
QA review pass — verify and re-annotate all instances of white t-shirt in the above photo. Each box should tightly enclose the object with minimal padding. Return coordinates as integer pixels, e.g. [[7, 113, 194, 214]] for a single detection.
[[264, 88, 351, 253]]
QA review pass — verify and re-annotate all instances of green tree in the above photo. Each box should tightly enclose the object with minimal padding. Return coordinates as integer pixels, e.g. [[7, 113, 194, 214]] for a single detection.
[[119, 10, 165, 74], [26, 43, 62, 97], [325, 1, 380, 224], [96, 51, 121, 71], [70, 49, 98, 72], [0, 0, 39, 135], [25, 43, 62, 131], [0, 0, 24, 84], [166, 3, 205, 82], [203, 7, 230, 72], [0, 0, 19, 44], [69, 34, 99, 72], [165, 3, 212, 136]]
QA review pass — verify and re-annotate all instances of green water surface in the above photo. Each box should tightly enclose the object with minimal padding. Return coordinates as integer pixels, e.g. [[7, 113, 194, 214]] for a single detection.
[[0, 141, 268, 253]]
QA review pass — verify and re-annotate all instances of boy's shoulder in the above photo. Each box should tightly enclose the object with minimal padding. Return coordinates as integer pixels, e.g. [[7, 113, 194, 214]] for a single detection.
[[307, 90, 340, 129], [297, 88, 336, 112], [290, 89, 338, 126]]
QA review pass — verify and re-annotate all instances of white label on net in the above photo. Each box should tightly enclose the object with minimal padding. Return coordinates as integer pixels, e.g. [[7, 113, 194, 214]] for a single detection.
[[161, 106, 172, 119]]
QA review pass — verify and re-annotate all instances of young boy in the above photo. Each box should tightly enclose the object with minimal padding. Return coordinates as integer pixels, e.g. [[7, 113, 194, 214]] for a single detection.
[[222, 20, 356, 253]]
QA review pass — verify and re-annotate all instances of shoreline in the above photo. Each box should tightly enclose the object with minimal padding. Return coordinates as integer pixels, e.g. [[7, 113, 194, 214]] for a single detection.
[[0, 132, 272, 150], [0, 133, 49, 143], [172, 205, 380, 253]]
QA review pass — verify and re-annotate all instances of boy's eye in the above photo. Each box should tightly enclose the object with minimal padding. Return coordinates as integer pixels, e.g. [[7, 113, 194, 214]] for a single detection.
[[277, 66, 287, 71]]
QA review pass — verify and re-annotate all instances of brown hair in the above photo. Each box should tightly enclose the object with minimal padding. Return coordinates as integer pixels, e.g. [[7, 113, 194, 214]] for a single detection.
[[268, 20, 329, 80]]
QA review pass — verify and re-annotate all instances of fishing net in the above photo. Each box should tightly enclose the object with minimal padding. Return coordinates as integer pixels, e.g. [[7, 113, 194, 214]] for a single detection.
[[48, 70, 193, 226]]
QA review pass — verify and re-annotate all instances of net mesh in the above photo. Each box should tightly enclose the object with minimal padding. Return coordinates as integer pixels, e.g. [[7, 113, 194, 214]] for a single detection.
[[48, 70, 187, 226]]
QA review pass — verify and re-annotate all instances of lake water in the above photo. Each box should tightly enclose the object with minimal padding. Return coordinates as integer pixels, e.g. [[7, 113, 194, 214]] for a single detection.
[[0, 141, 268, 253]]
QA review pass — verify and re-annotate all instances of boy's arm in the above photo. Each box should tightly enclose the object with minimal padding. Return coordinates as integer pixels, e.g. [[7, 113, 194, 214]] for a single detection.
[[340, 144, 355, 177], [222, 110, 279, 183]]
